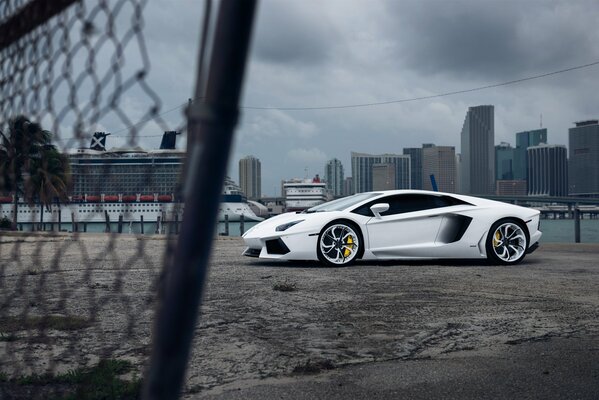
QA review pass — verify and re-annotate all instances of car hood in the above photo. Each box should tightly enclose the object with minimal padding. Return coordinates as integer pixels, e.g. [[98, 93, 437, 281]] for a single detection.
[[243, 210, 340, 238]]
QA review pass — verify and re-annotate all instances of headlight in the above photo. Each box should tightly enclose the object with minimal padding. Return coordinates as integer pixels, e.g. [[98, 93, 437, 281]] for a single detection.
[[276, 220, 304, 232]]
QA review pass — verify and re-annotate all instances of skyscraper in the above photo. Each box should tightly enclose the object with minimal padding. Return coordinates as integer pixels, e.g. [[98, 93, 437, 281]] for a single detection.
[[351, 152, 410, 193], [513, 128, 547, 181], [372, 163, 396, 190], [459, 105, 495, 195], [495, 142, 515, 180], [569, 120, 599, 197], [239, 155, 261, 200], [422, 145, 457, 192], [402, 147, 422, 189], [324, 158, 344, 197], [527, 145, 568, 196], [343, 177, 354, 196]]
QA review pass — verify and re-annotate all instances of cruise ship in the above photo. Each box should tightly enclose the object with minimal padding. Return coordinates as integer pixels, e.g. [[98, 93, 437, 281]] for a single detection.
[[0, 132, 262, 228], [283, 175, 329, 212]]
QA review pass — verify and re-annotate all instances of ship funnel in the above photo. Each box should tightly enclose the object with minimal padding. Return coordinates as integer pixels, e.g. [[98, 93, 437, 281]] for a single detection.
[[90, 132, 110, 151], [160, 131, 180, 150]]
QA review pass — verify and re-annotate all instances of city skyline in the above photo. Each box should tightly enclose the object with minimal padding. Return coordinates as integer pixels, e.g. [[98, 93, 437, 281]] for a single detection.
[[230, 107, 581, 197], [237, 109, 591, 198]]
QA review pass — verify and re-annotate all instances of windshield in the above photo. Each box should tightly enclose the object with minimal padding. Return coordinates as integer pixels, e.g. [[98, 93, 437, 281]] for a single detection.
[[304, 192, 381, 213]]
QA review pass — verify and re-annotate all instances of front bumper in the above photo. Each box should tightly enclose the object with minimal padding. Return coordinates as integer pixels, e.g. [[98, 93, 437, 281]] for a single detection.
[[242, 232, 319, 261]]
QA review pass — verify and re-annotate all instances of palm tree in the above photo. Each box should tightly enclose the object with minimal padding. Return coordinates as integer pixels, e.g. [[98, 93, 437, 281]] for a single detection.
[[0, 116, 69, 230], [27, 146, 71, 229]]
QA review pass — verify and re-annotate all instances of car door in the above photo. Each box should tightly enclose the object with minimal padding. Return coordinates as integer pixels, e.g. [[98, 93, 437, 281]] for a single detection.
[[364, 194, 446, 258]]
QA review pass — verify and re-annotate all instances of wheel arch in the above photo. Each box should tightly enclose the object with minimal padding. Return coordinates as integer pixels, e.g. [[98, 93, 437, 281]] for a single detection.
[[491, 216, 530, 243], [321, 218, 366, 259]]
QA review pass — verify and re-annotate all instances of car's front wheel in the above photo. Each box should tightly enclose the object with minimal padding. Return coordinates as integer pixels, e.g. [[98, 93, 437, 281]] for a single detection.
[[486, 219, 529, 265], [317, 222, 361, 267]]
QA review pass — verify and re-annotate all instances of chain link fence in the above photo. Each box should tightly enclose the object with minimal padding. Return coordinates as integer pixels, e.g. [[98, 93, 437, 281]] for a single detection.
[[0, 0, 196, 398]]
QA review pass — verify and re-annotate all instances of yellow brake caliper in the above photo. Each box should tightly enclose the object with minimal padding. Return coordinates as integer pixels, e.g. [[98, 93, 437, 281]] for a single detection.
[[343, 235, 353, 257], [493, 231, 501, 248]]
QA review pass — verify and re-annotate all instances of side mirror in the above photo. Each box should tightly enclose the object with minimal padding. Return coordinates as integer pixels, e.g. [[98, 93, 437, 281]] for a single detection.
[[370, 203, 389, 218]]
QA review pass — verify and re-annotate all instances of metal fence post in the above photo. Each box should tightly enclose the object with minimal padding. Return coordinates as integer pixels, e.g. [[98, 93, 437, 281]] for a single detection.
[[143, 1, 257, 398]]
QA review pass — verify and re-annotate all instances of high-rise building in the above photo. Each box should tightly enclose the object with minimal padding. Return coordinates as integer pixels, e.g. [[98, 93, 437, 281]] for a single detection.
[[527, 144, 568, 196], [324, 158, 344, 197], [459, 105, 495, 195], [351, 152, 410, 193], [569, 120, 599, 197], [372, 163, 396, 190], [239, 155, 261, 200], [343, 177, 354, 196], [422, 145, 457, 192], [402, 147, 422, 190], [513, 128, 547, 180], [495, 142, 515, 180]]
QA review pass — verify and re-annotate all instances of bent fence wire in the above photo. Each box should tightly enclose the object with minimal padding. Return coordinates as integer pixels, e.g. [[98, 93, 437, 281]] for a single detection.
[[0, 0, 190, 398]]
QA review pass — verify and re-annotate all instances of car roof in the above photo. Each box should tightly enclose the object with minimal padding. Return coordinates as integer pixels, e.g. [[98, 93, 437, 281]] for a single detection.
[[344, 190, 488, 210]]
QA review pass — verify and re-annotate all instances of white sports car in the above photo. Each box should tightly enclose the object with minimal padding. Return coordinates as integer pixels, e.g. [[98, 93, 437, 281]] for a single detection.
[[242, 190, 542, 267]]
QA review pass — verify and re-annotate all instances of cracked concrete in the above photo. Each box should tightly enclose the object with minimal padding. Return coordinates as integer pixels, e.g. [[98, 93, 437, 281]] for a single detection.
[[0, 235, 598, 398]]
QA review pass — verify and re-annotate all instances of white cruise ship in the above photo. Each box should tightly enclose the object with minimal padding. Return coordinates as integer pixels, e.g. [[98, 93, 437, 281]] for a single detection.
[[0, 132, 262, 228], [283, 175, 329, 212]]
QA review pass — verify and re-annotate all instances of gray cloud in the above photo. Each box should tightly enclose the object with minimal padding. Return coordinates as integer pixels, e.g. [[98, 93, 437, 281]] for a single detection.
[[253, 1, 341, 65], [384, 0, 599, 80]]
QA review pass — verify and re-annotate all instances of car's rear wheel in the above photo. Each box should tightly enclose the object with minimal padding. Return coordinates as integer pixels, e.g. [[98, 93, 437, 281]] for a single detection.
[[486, 219, 529, 265], [317, 222, 361, 267]]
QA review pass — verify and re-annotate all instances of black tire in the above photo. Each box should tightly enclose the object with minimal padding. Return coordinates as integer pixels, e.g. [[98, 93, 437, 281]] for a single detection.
[[485, 219, 529, 265], [317, 221, 362, 267]]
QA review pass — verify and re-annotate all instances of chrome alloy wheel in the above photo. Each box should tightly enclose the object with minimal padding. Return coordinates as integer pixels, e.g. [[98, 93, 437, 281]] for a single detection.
[[491, 222, 527, 263], [319, 224, 360, 265]]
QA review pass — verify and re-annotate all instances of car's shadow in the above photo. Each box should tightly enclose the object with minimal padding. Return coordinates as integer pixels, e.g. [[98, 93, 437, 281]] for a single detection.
[[245, 257, 542, 269]]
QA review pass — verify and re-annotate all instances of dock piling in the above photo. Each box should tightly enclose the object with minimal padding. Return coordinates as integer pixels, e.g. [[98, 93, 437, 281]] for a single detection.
[[223, 214, 229, 236], [574, 207, 581, 243]]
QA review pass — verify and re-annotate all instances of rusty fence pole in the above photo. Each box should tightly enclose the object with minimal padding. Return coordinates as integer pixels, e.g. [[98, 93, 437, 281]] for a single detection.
[[143, 1, 257, 399]]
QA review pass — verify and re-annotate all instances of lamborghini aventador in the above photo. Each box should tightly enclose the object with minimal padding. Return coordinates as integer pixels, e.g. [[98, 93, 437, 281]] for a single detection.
[[242, 190, 541, 267]]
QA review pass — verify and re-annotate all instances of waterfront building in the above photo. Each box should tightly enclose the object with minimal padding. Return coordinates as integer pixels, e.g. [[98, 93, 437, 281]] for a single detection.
[[283, 176, 327, 211], [527, 144, 568, 197], [495, 142, 515, 181], [372, 163, 396, 191], [495, 180, 527, 196], [402, 147, 422, 190], [513, 128, 547, 181], [422, 145, 457, 192], [459, 105, 495, 195], [343, 177, 354, 196], [351, 152, 410, 193], [239, 155, 261, 200], [325, 158, 344, 197], [569, 120, 599, 197], [455, 153, 461, 195]]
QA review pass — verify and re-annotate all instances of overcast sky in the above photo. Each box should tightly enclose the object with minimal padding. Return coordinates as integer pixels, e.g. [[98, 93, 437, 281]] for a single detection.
[[114, 0, 599, 196]]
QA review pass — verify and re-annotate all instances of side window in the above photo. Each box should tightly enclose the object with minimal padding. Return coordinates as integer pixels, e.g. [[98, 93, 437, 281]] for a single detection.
[[351, 196, 394, 217], [385, 194, 432, 215], [352, 194, 471, 217], [433, 195, 472, 208]]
